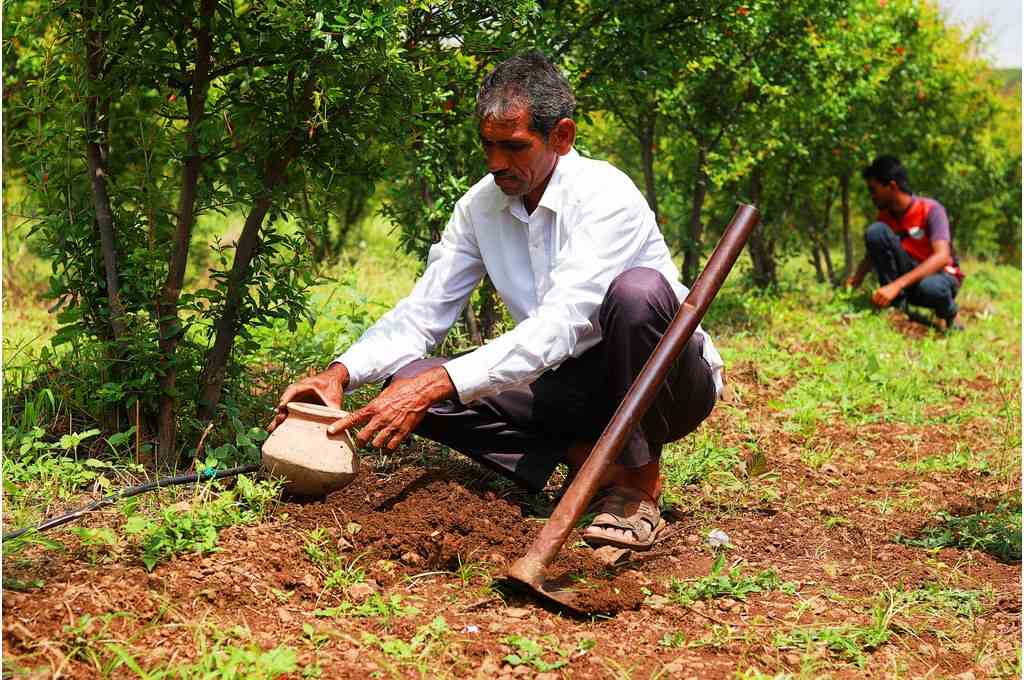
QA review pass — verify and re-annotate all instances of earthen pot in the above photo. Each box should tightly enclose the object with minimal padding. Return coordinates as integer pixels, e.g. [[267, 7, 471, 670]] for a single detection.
[[261, 402, 359, 497]]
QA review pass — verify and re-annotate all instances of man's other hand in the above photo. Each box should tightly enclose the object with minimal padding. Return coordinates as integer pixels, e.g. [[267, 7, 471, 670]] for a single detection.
[[328, 366, 456, 451], [844, 274, 862, 289], [871, 282, 902, 308], [268, 362, 348, 433]]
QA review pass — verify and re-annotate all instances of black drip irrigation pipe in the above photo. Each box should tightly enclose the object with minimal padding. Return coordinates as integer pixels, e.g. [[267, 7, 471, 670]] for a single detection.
[[2, 463, 262, 543]]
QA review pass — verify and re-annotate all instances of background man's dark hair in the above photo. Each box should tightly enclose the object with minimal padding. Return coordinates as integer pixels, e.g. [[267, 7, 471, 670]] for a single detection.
[[862, 155, 911, 193], [476, 51, 575, 139]]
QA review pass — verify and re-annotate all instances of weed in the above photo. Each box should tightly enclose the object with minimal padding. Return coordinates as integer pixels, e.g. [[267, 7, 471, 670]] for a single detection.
[[661, 430, 742, 489], [451, 551, 491, 586], [502, 634, 593, 673], [893, 582, 984, 617], [70, 526, 121, 564], [124, 476, 282, 570], [896, 504, 1022, 563], [901, 446, 991, 474], [314, 592, 419, 622], [669, 554, 798, 605], [772, 592, 896, 668], [362, 616, 456, 675], [302, 527, 369, 592], [658, 631, 687, 648], [170, 637, 298, 679]]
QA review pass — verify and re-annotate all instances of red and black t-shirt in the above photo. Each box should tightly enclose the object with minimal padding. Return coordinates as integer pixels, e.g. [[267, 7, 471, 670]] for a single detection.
[[877, 196, 963, 282]]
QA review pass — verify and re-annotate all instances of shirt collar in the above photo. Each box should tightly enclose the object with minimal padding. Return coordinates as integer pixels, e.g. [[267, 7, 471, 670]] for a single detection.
[[501, 148, 579, 221]]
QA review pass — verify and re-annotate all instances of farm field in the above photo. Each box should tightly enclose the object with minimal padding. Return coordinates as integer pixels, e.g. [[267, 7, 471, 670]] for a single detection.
[[3, 257, 1020, 679]]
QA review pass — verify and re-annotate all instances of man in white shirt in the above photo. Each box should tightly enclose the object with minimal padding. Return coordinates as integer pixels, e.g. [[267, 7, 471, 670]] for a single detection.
[[270, 52, 723, 551]]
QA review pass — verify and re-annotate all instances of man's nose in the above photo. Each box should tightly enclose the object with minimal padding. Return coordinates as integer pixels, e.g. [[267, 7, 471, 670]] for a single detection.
[[486, 148, 508, 174]]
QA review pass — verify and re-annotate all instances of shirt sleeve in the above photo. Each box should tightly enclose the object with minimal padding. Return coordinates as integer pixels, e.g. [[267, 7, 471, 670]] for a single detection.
[[334, 200, 485, 390], [926, 202, 951, 242], [443, 186, 653, 404]]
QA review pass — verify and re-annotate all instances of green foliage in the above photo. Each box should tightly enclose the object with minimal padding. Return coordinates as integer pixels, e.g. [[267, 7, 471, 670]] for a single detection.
[[896, 504, 1022, 563], [170, 629, 298, 680], [669, 554, 797, 606], [502, 634, 594, 673], [123, 476, 281, 570], [361, 616, 452, 673], [314, 593, 419, 622], [661, 430, 742, 487]]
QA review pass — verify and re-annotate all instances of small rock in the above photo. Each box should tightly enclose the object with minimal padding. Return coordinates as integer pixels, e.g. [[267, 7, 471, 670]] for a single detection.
[[342, 649, 360, 663], [535, 674, 559, 680], [685, 534, 701, 546], [401, 551, 423, 566], [783, 652, 801, 666], [707, 529, 731, 547], [278, 609, 293, 623], [644, 595, 671, 610], [820, 463, 840, 475], [504, 607, 531, 619], [593, 545, 632, 566], [302, 573, 319, 590], [487, 552, 507, 566], [511, 665, 531, 676], [462, 624, 479, 634], [347, 581, 378, 602], [953, 672, 975, 680]]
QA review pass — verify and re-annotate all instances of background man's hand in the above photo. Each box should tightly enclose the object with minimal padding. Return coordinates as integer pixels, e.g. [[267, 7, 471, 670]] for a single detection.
[[844, 274, 862, 289], [871, 282, 902, 308], [328, 366, 455, 451], [267, 362, 348, 433]]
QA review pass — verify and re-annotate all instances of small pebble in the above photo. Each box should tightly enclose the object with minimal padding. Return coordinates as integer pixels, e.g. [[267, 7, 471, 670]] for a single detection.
[[707, 529, 731, 547]]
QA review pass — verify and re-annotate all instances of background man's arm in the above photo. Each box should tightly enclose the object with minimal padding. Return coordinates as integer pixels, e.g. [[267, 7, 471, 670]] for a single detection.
[[871, 240, 951, 307]]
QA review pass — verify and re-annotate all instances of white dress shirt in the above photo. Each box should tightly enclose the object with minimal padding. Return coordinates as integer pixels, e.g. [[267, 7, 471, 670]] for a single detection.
[[336, 149, 724, 404]]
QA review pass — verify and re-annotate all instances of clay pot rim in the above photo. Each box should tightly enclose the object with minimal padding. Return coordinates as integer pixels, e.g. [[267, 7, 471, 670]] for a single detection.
[[284, 401, 348, 422]]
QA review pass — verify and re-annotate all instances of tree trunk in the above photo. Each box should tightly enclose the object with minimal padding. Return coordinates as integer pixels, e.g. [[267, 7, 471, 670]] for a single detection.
[[822, 186, 836, 284], [197, 78, 315, 421], [83, 2, 127, 341], [746, 166, 775, 288], [155, 0, 214, 469], [840, 172, 853, 282], [464, 304, 482, 346], [681, 147, 708, 284], [477, 277, 500, 340], [638, 111, 659, 220], [809, 238, 825, 283]]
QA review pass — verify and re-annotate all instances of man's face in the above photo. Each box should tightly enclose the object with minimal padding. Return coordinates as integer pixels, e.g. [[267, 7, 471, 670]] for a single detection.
[[479, 106, 559, 200], [866, 178, 897, 210]]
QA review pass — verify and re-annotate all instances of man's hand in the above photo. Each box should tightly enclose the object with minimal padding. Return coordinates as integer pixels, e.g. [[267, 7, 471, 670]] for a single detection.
[[268, 362, 349, 433], [328, 366, 456, 451], [871, 282, 902, 308]]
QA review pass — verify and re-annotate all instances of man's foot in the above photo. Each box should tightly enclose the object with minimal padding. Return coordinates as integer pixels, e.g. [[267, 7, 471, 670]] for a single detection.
[[581, 486, 665, 550], [937, 313, 965, 333]]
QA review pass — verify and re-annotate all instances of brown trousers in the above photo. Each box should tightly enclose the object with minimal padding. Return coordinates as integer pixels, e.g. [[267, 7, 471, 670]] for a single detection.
[[391, 267, 718, 491]]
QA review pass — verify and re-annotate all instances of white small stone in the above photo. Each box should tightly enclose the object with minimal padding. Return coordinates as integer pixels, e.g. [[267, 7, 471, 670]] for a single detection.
[[707, 529, 731, 547]]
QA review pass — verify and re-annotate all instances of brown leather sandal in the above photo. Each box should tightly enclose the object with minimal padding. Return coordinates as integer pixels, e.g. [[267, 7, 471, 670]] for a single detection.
[[581, 486, 665, 551]]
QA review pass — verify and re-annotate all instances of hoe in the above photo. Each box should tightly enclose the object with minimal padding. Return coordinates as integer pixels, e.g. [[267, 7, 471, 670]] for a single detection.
[[504, 203, 760, 614]]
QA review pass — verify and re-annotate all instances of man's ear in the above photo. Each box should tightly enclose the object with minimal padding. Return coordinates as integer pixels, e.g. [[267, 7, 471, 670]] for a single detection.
[[550, 118, 576, 155]]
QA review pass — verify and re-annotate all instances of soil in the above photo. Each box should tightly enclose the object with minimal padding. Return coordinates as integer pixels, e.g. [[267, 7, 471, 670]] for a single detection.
[[3, 364, 1020, 679]]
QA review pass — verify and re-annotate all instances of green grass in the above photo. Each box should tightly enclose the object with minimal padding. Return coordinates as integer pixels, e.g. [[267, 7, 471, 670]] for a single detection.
[[896, 503, 1022, 563], [668, 554, 797, 606]]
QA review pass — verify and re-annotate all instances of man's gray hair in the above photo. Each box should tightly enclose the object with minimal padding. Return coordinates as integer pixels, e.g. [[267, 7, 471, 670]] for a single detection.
[[476, 51, 575, 139]]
